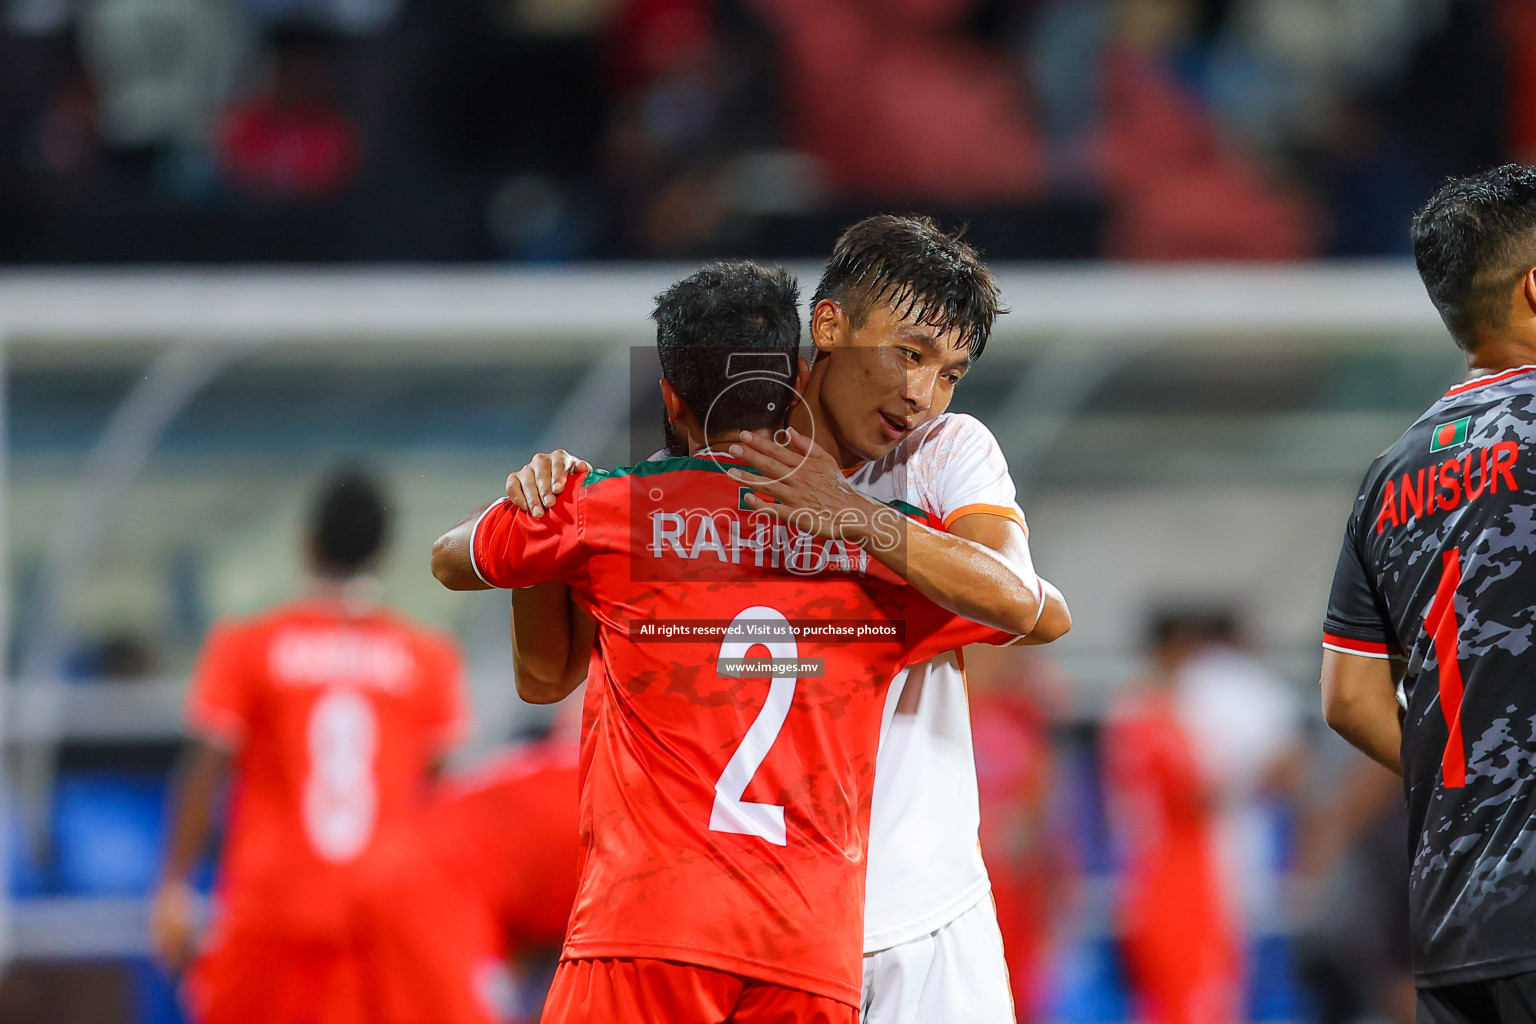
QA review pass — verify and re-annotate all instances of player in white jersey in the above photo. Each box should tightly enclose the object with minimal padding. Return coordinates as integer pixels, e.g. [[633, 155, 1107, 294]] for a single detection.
[[508, 219, 1071, 1023]]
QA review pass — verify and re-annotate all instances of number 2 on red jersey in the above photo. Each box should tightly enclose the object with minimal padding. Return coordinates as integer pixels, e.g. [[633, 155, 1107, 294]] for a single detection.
[[710, 606, 797, 846]]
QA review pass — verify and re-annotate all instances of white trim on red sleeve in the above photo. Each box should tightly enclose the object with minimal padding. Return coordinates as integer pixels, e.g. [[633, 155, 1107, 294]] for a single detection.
[[469, 498, 509, 588]]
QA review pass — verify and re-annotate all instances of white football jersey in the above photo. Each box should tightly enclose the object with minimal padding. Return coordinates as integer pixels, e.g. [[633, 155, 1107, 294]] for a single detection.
[[846, 412, 1028, 952]]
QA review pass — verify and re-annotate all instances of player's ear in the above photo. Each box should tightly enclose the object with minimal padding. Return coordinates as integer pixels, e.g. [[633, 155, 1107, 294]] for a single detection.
[[809, 299, 843, 356], [659, 378, 686, 427], [1522, 267, 1536, 318]]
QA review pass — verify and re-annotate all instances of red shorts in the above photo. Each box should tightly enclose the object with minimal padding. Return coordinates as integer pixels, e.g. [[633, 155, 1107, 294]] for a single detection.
[[541, 958, 856, 1024], [187, 928, 366, 1024]]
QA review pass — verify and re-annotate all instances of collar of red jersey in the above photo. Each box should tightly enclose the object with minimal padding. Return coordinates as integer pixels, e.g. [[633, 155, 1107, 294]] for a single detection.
[[690, 446, 750, 466]]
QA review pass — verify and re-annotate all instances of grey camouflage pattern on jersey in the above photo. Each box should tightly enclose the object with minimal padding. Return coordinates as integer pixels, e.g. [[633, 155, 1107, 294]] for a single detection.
[[1327, 370, 1536, 983]]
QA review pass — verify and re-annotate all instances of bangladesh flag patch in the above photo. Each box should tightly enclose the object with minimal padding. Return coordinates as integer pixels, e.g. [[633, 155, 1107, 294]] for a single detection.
[[1430, 416, 1471, 452]]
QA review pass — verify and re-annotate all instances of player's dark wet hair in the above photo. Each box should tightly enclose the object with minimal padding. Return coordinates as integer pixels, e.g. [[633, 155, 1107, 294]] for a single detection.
[[1412, 164, 1536, 350], [310, 468, 388, 576], [654, 260, 801, 437], [811, 214, 1003, 360]]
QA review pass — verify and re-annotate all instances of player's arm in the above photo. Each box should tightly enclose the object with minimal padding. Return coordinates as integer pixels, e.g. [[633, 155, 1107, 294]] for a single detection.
[[1320, 649, 1403, 775], [864, 508, 1063, 640], [436, 475, 591, 701], [512, 584, 595, 704], [150, 739, 233, 972], [433, 504, 495, 591], [498, 452, 598, 702], [433, 452, 592, 591], [1321, 491, 1402, 774], [729, 427, 1068, 639], [947, 511, 1071, 642]]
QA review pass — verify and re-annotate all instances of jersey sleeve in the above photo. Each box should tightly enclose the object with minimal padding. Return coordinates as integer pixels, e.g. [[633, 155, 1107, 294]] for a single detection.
[[884, 588, 1019, 665], [470, 481, 589, 589], [1322, 491, 1399, 659], [909, 414, 1027, 531], [186, 622, 256, 747], [419, 632, 471, 753]]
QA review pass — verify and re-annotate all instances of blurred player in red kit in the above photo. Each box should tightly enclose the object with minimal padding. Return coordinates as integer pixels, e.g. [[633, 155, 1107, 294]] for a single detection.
[[150, 470, 470, 1024], [432, 260, 1018, 1024], [965, 644, 1073, 1023], [1103, 613, 1243, 1024], [356, 706, 582, 1024]]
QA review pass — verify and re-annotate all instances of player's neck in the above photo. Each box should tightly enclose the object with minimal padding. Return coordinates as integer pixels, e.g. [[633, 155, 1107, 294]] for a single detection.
[[789, 381, 863, 471], [691, 433, 751, 458], [1465, 333, 1536, 377], [307, 573, 382, 613]]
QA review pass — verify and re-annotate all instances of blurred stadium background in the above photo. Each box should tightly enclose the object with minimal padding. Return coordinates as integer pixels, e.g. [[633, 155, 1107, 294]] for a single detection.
[[0, 0, 1517, 1021]]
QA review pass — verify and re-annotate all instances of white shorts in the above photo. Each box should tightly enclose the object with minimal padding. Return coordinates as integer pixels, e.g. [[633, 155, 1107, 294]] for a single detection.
[[861, 894, 1016, 1024]]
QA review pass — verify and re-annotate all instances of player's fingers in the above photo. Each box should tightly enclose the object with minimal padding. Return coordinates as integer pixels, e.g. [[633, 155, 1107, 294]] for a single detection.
[[727, 468, 787, 497], [725, 441, 782, 475], [519, 468, 549, 516], [782, 427, 815, 456], [549, 450, 577, 494], [735, 429, 798, 467], [504, 472, 526, 511], [506, 473, 543, 516], [532, 455, 556, 502], [740, 490, 790, 519], [728, 466, 780, 491]]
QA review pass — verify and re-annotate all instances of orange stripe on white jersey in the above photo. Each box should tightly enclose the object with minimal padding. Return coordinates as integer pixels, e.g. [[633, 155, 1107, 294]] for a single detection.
[[941, 503, 1026, 531]]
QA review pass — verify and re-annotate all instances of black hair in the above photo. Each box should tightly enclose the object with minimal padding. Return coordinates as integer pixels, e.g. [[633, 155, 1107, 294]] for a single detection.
[[310, 468, 388, 576], [1146, 607, 1240, 652], [811, 214, 1004, 360], [654, 260, 801, 437], [1412, 164, 1536, 349]]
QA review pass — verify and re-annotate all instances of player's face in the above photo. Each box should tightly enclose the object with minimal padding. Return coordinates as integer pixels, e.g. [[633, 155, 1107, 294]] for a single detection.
[[812, 301, 971, 464]]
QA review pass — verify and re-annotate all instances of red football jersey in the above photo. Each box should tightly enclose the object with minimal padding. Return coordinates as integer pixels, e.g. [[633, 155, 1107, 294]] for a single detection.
[[1103, 689, 1241, 1024], [355, 737, 580, 1024], [427, 737, 582, 951], [471, 455, 1010, 1005], [188, 595, 468, 942]]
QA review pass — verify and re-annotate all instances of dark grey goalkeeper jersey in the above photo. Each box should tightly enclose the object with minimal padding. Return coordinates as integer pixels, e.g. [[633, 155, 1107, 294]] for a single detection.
[[1325, 365, 1536, 986]]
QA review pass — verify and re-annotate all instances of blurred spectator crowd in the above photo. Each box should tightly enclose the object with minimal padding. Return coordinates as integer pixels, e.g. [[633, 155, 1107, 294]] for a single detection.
[[0, 0, 1526, 262]]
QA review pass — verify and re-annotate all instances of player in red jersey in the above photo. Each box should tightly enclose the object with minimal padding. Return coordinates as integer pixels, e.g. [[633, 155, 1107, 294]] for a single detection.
[[355, 711, 582, 1024], [432, 261, 1015, 1023], [150, 471, 469, 1024], [1103, 615, 1242, 1024], [502, 215, 1071, 1024]]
